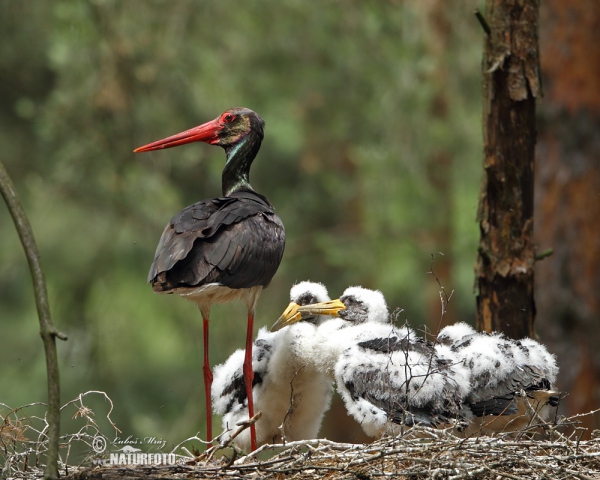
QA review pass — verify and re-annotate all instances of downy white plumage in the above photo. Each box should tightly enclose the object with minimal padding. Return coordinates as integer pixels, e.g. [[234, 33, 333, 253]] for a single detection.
[[211, 281, 333, 450], [437, 322, 560, 435]]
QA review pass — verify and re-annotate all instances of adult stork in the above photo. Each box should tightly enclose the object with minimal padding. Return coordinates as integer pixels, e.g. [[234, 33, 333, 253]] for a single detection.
[[437, 323, 560, 435], [285, 288, 471, 437], [134, 107, 285, 450], [212, 281, 333, 450]]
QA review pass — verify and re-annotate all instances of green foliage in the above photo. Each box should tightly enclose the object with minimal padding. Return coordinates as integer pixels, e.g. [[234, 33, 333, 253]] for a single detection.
[[0, 0, 482, 445]]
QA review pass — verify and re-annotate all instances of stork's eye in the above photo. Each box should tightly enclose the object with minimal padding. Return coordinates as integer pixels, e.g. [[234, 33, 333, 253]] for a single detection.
[[298, 294, 317, 306], [223, 114, 235, 123]]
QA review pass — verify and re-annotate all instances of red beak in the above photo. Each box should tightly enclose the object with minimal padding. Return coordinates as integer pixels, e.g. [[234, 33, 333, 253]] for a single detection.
[[134, 118, 223, 153]]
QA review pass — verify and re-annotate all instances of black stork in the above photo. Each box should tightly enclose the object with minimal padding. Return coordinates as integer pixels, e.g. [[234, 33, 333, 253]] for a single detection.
[[134, 107, 285, 451]]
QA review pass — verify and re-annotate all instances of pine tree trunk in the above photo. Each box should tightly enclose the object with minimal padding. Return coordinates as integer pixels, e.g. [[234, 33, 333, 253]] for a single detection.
[[535, 0, 600, 435], [475, 0, 541, 339]]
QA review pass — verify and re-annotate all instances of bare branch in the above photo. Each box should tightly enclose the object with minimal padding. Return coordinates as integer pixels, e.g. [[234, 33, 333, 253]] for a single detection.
[[0, 159, 66, 480], [474, 9, 491, 36]]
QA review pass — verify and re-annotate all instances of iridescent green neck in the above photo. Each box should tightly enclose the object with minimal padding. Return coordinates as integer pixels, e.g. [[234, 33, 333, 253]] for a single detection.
[[222, 132, 263, 196]]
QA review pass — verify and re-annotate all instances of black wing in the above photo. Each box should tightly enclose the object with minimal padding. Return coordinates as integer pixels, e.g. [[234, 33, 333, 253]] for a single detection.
[[149, 188, 285, 291]]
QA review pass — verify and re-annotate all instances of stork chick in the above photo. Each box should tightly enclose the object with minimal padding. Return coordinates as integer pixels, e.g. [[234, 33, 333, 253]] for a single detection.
[[438, 322, 560, 435], [212, 281, 333, 450]]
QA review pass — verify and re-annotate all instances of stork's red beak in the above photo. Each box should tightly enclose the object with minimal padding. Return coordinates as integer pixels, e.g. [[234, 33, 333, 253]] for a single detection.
[[134, 118, 223, 153]]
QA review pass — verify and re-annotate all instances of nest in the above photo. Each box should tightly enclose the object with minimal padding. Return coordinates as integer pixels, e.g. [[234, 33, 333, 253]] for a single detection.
[[68, 429, 600, 479], [2, 392, 600, 480]]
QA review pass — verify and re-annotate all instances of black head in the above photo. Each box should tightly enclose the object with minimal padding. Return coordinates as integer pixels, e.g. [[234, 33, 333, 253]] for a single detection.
[[216, 107, 265, 149]]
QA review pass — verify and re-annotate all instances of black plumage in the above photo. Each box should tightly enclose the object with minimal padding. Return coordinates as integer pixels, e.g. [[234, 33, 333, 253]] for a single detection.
[[149, 188, 284, 291]]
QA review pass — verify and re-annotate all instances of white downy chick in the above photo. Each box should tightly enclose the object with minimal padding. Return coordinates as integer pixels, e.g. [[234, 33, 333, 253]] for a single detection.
[[211, 281, 333, 450]]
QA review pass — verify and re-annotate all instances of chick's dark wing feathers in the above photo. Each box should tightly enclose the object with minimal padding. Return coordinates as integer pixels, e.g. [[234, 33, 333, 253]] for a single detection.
[[218, 337, 273, 414], [467, 364, 551, 418], [149, 189, 285, 291], [468, 395, 517, 417], [343, 374, 448, 428], [358, 336, 435, 357], [343, 338, 461, 428]]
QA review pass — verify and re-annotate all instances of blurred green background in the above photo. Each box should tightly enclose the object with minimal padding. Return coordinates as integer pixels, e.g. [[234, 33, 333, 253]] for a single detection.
[[0, 1, 484, 448]]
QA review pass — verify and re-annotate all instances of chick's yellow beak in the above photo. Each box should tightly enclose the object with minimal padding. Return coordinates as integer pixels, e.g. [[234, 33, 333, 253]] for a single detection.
[[296, 298, 346, 317], [270, 302, 301, 332]]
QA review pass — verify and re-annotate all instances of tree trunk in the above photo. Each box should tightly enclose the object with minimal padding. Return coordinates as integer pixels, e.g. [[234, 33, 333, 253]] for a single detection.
[[535, 0, 600, 435], [475, 0, 540, 339]]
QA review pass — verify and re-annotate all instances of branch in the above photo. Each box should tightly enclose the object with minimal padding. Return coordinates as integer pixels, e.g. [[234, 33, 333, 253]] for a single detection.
[[0, 159, 66, 480], [474, 9, 491, 36], [535, 248, 554, 261], [202, 410, 263, 463]]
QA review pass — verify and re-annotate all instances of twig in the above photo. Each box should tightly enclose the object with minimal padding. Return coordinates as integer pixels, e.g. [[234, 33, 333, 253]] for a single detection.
[[427, 252, 454, 335], [279, 366, 305, 445], [204, 410, 263, 463], [535, 248, 554, 261], [474, 8, 491, 36]]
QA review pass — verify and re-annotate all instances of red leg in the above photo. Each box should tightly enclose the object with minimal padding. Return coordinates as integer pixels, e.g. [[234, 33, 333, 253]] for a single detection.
[[242, 311, 257, 451], [202, 314, 213, 447]]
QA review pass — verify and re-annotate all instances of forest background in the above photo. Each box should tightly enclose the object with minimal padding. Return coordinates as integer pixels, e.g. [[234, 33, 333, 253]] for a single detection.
[[1, 0, 598, 451]]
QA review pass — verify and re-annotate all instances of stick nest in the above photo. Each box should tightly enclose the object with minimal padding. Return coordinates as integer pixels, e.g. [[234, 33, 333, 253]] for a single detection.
[[2, 392, 600, 480], [72, 432, 600, 480]]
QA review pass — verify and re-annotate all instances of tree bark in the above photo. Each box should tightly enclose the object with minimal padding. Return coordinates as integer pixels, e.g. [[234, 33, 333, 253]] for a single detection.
[[475, 0, 541, 339], [535, 0, 600, 435]]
